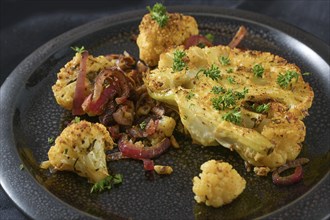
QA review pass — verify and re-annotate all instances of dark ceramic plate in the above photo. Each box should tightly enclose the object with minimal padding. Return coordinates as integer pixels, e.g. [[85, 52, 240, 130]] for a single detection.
[[1, 6, 329, 220]]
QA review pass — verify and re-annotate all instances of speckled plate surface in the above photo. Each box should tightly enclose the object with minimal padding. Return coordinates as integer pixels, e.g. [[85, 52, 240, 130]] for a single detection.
[[1, 6, 329, 220]]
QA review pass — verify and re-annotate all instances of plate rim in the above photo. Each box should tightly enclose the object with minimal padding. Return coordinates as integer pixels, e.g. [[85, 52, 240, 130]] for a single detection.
[[0, 6, 329, 220]]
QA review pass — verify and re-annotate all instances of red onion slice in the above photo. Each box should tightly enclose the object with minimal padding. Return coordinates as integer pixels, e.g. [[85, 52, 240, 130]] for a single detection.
[[272, 158, 309, 186], [72, 51, 89, 115], [184, 35, 213, 49], [118, 134, 171, 159], [228, 26, 247, 48]]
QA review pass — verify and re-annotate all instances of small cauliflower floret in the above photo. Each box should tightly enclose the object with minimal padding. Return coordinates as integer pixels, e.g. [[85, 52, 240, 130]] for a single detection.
[[192, 160, 246, 208], [52, 53, 116, 110], [44, 120, 114, 183], [137, 13, 198, 66]]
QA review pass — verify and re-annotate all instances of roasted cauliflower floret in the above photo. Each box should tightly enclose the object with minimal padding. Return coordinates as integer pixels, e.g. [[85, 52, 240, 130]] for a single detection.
[[43, 120, 114, 183], [137, 12, 198, 66], [193, 160, 246, 208], [52, 52, 116, 110], [144, 45, 314, 169]]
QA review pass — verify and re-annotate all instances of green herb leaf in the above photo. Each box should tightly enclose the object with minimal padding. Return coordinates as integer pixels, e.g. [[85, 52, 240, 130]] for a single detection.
[[277, 70, 299, 89], [222, 108, 242, 125], [227, 76, 236, 84], [220, 56, 230, 66], [211, 86, 225, 94], [196, 64, 221, 81], [47, 137, 54, 144], [139, 121, 147, 130], [226, 68, 234, 73], [211, 88, 248, 111], [73, 116, 81, 123], [147, 3, 169, 28], [252, 64, 264, 78], [302, 72, 311, 76], [252, 103, 270, 113], [90, 174, 123, 193], [205, 33, 214, 43], [71, 46, 86, 53], [172, 50, 187, 72]]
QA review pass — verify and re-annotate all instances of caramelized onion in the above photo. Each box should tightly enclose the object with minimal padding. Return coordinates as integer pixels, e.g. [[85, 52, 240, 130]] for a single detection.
[[228, 26, 247, 48], [272, 158, 309, 186], [184, 35, 213, 49], [118, 134, 171, 159], [72, 51, 89, 115]]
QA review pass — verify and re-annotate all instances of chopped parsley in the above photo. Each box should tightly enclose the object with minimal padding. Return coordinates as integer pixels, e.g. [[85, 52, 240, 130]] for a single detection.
[[196, 64, 221, 81], [211, 88, 248, 110], [139, 121, 147, 130], [226, 68, 234, 73], [147, 3, 169, 28], [252, 103, 270, 113], [73, 116, 81, 123], [90, 174, 123, 193], [227, 76, 236, 84], [219, 56, 230, 66], [222, 108, 242, 125], [47, 137, 54, 144], [277, 70, 299, 89], [252, 64, 264, 78], [205, 33, 214, 43], [302, 72, 311, 76], [172, 50, 187, 72], [211, 86, 225, 94], [186, 91, 195, 100], [71, 46, 86, 53]]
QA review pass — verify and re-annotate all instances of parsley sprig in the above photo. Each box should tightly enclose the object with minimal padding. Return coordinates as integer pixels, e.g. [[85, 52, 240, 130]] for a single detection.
[[222, 108, 242, 125], [147, 3, 169, 28], [71, 46, 86, 53], [219, 56, 230, 66], [196, 64, 221, 81], [252, 64, 264, 78], [277, 70, 299, 89], [252, 103, 270, 113], [90, 174, 123, 193], [211, 88, 248, 110], [172, 50, 187, 72]]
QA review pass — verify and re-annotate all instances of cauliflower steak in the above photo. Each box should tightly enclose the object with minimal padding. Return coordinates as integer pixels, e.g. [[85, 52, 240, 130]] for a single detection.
[[144, 45, 314, 169]]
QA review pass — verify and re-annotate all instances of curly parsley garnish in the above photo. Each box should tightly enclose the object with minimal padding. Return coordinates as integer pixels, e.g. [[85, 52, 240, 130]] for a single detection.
[[252, 103, 270, 113], [71, 46, 86, 53], [147, 3, 169, 28], [227, 76, 236, 84], [277, 70, 299, 89], [220, 56, 230, 66], [90, 174, 123, 193], [205, 33, 214, 43], [196, 64, 221, 81], [172, 50, 187, 72], [252, 64, 264, 78], [211, 86, 225, 94], [222, 108, 242, 125], [139, 121, 147, 130], [226, 68, 234, 73], [211, 88, 248, 110], [47, 137, 54, 144]]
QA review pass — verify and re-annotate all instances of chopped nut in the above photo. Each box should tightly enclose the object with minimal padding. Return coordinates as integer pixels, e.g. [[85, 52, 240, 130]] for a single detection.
[[170, 135, 180, 148], [154, 165, 173, 175]]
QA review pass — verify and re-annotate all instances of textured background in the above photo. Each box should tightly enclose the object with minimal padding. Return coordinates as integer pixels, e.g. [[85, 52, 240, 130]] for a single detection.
[[0, 0, 329, 219]]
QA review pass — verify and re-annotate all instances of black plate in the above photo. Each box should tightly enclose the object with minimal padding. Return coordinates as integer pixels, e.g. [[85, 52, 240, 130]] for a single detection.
[[1, 6, 329, 220]]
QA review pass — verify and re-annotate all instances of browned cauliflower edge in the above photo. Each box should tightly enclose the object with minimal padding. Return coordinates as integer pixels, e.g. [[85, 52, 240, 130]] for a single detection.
[[192, 160, 246, 208], [41, 120, 114, 183]]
